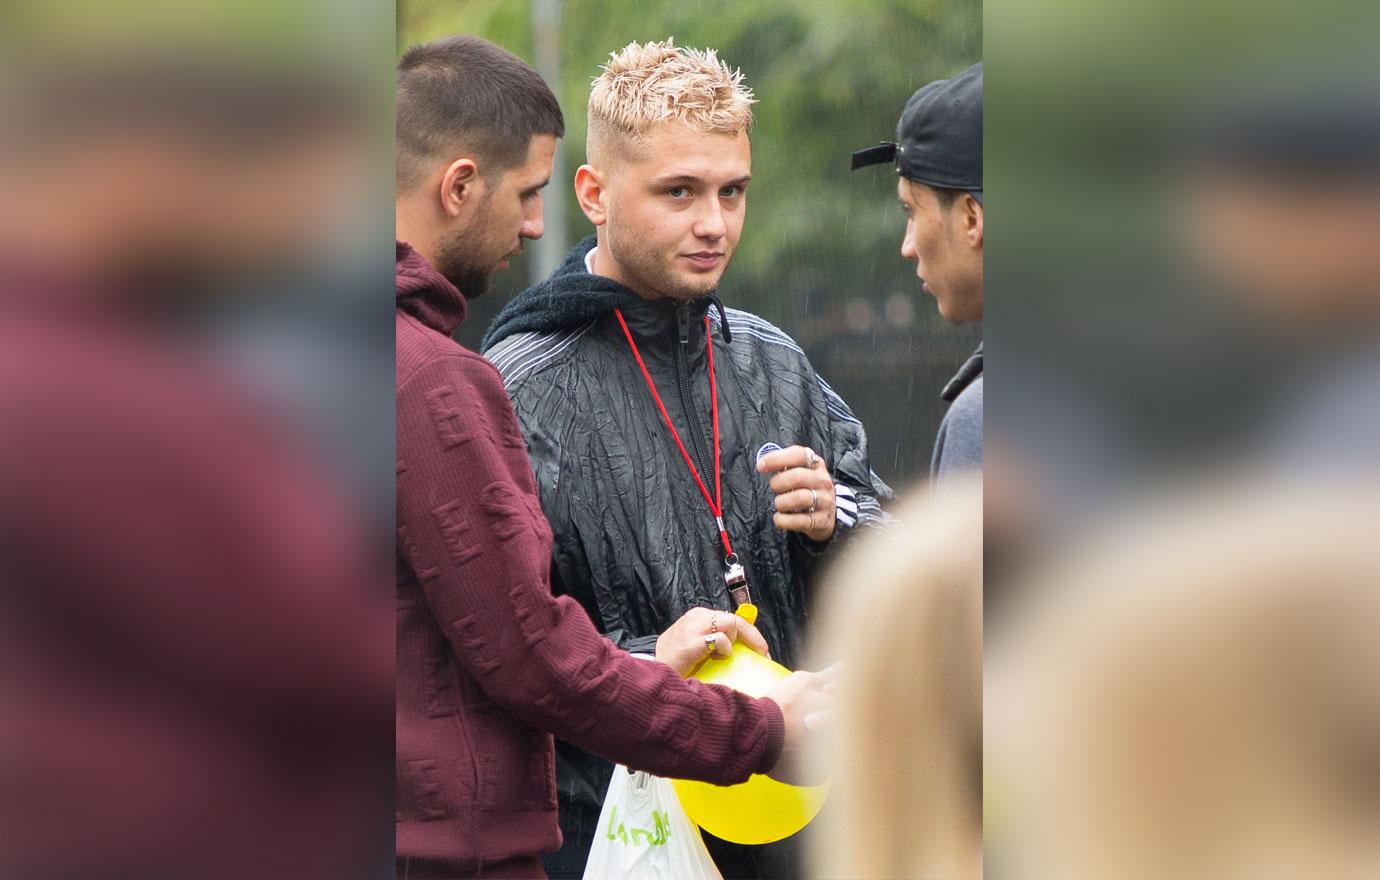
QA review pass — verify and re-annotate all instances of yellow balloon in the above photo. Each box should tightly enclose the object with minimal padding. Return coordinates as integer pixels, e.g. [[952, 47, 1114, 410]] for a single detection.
[[672, 606, 830, 845]]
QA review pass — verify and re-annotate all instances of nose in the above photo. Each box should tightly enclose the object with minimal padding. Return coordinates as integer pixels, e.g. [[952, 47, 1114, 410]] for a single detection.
[[900, 219, 917, 262], [693, 199, 727, 241], [521, 194, 545, 240]]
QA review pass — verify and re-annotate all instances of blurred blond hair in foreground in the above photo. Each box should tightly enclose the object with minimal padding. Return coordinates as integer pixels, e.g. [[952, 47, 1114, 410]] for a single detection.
[[988, 480, 1380, 880], [808, 480, 983, 880]]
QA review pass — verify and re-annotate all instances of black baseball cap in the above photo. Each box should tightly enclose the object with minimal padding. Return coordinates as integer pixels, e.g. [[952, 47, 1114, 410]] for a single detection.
[[852, 62, 982, 203]]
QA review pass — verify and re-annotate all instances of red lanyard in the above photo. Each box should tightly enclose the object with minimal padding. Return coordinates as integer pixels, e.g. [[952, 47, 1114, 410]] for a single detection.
[[613, 308, 734, 560]]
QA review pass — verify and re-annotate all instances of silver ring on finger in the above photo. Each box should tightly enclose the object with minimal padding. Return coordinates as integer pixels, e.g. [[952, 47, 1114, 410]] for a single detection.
[[704, 634, 717, 652], [807, 488, 818, 513], [804, 449, 818, 469]]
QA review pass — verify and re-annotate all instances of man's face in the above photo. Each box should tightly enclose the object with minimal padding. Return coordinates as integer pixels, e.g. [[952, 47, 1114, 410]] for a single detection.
[[899, 178, 983, 323], [435, 134, 556, 296], [600, 122, 751, 300], [1183, 174, 1380, 328]]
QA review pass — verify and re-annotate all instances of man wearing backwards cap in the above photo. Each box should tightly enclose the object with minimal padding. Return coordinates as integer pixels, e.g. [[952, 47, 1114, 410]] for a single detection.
[[853, 62, 983, 481]]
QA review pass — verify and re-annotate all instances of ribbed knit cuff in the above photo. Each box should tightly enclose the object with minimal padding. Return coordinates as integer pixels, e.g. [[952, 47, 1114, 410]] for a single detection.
[[754, 695, 786, 775]]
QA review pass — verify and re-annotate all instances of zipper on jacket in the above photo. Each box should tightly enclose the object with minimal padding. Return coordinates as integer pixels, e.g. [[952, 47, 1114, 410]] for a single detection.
[[674, 302, 715, 484]]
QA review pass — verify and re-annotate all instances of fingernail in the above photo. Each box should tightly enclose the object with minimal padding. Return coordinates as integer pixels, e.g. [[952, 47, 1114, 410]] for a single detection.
[[755, 442, 782, 467]]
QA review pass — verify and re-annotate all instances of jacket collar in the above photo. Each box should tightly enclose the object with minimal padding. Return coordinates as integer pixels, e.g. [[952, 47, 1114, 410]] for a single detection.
[[583, 245, 725, 344], [941, 342, 984, 401], [616, 291, 713, 345], [396, 241, 466, 336]]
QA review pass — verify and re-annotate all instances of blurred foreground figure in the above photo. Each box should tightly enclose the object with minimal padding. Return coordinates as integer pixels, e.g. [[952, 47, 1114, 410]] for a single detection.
[[1180, 77, 1380, 472], [989, 482, 1380, 880], [0, 54, 393, 879], [807, 481, 983, 880], [985, 75, 1380, 620]]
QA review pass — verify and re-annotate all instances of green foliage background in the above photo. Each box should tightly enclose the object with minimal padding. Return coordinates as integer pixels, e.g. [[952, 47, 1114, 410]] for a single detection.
[[398, 0, 981, 486]]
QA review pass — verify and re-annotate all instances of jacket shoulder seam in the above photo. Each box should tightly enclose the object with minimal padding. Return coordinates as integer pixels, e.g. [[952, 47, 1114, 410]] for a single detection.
[[487, 321, 598, 391]]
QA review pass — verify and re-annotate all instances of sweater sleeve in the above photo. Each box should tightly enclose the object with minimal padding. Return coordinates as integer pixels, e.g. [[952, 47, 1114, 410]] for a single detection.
[[395, 351, 784, 784]]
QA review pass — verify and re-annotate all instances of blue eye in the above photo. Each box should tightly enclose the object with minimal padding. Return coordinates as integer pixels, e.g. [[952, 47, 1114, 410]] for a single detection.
[[668, 186, 691, 199], [720, 185, 743, 198]]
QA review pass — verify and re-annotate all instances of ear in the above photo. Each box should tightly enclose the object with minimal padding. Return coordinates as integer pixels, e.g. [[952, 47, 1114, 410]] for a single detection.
[[574, 164, 608, 226], [439, 158, 483, 219], [960, 193, 984, 250]]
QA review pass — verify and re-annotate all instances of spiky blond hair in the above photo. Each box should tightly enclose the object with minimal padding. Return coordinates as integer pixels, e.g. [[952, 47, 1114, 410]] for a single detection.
[[587, 39, 754, 162]]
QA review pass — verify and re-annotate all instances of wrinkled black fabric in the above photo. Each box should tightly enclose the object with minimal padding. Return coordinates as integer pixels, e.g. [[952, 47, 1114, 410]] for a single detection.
[[482, 237, 894, 878]]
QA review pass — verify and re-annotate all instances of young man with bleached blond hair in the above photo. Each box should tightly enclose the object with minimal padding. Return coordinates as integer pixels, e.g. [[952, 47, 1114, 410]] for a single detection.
[[483, 40, 893, 878]]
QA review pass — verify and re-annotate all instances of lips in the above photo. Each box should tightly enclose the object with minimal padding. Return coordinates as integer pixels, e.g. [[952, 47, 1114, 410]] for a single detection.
[[683, 252, 724, 270]]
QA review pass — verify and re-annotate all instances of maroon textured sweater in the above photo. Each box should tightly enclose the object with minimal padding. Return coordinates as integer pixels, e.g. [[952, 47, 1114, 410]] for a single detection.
[[394, 242, 785, 878], [0, 283, 392, 879]]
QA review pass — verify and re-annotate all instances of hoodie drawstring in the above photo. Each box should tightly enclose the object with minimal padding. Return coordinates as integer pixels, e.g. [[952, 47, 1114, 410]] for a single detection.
[[708, 294, 732, 344]]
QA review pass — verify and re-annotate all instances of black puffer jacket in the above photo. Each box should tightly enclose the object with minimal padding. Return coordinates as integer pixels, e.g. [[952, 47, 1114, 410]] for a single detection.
[[482, 238, 893, 874], [484, 237, 893, 663]]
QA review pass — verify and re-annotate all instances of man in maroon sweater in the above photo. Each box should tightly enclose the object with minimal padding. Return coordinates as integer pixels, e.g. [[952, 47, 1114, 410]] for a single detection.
[[395, 37, 836, 879]]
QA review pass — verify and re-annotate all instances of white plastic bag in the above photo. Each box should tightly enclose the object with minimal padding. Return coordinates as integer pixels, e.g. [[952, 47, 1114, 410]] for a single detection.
[[581, 765, 723, 880]]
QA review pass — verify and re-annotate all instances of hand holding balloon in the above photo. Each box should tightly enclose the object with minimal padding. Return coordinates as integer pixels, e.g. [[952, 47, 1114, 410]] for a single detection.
[[764, 663, 840, 785], [672, 608, 835, 845], [654, 606, 771, 677]]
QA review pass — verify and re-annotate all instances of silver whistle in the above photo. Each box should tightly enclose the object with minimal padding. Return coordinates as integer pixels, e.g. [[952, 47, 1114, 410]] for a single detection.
[[724, 560, 751, 608]]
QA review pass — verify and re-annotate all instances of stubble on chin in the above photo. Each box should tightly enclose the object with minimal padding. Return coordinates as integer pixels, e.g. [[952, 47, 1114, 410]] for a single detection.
[[607, 228, 728, 300], [640, 260, 711, 300], [433, 234, 492, 300]]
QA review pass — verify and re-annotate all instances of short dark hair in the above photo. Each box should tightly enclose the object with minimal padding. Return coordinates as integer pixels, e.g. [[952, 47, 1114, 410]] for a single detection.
[[910, 180, 966, 212], [907, 179, 979, 213], [396, 35, 564, 192], [931, 185, 965, 210]]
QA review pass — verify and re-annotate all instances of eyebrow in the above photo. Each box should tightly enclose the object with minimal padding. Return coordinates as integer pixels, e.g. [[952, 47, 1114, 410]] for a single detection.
[[649, 173, 752, 187]]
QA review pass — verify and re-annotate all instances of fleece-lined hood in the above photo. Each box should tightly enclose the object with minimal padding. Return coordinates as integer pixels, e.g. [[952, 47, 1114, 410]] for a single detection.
[[482, 237, 642, 351], [395, 241, 466, 336]]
